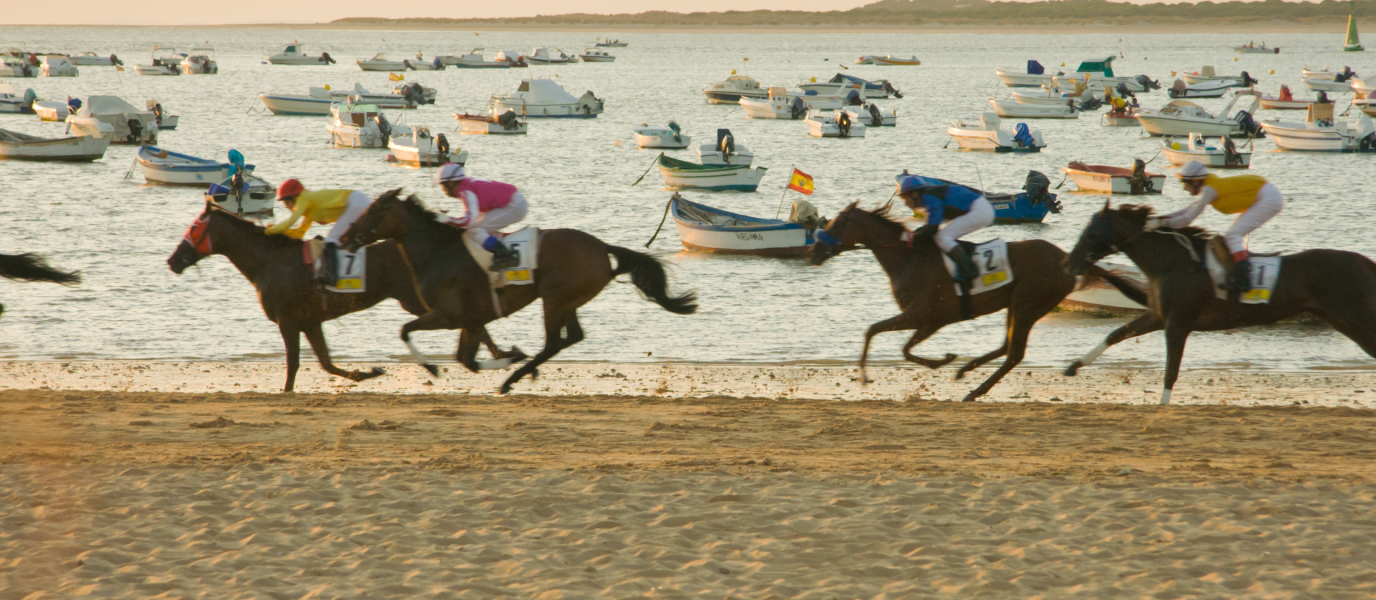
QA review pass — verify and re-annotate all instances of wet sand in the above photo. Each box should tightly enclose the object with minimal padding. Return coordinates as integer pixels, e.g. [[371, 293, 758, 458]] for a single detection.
[[3, 364, 1376, 597]]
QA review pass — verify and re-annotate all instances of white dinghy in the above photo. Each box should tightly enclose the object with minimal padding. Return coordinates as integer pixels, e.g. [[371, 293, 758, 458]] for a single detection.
[[490, 79, 604, 118], [268, 43, 335, 65], [357, 54, 410, 71], [146, 100, 178, 130], [996, 60, 1053, 88], [326, 83, 435, 109], [327, 102, 400, 149], [1135, 94, 1262, 137], [1258, 85, 1315, 110], [136, 49, 183, 76], [445, 48, 509, 68], [946, 112, 1045, 152], [1010, 84, 1101, 106], [1160, 133, 1252, 168], [1259, 102, 1376, 152], [69, 96, 159, 145], [0, 121, 113, 162], [39, 56, 78, 77], [633, 122, 691, 149], [136, 145, 253, 186], [740, 87, 846, 119], [1167, 78, 1237, 99], [670, 194, 816, 257], [0, 84, 36, 113], [1303, 78, 1355, 94], [579, 49, 616, 62], [527, 47, 577, 64], [1181, 66, 1257, 87], [989, 97, 1079, 119], [67, 52, 121, 66], [258, 87, 335, 116], [387, 127, 466, 167], [495, 50, 528, 67], [454, 109, 528, 134], [847, 103, 897, 127], [693, 129, 753, 166], [1062, 161, 1167, 195], [805, 108, 866, 138]]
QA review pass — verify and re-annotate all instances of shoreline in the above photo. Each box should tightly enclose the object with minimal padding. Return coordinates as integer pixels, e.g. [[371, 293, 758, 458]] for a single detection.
[[0, 22, 1358, 34]]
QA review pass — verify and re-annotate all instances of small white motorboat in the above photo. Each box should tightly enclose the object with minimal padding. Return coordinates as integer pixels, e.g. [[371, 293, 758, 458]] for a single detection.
[[258, 87, 335, 116], [0, 123, 112, 162], [805, 108, 866, 138], [1010, 84, 1101, 106], [33, 100, 71, 121], [205, 175, 276, 215], [527, 47, 577, 64], [0, 84, 36, 113], [1166, 78, 1235, 99], [996, 60, 1053, 88], [327, 102, 398, 149], [946, 112, 1045, 152], [146, 100, 178, 130], [657, 153, 767, 191], [67, 52, 121, 66], [848, 103, 897, 127], [739, 87, 845, 119], [1181, 66, 1257, 87], [1135, 94, 1262, 137], [799, 73, 901, 99], [1301, 67, 1339, 80], [856, 54, 920, 66], [387, 127, 466, 167], [39, 56, 78, 77], [594, 39, 629, 48], [1, 55, 40, 78], [693, 129, 753, 166], [445, 48, 509, 68], [1303, 78, 1355, 94], [180, 48, 217, 74], [136, 145, 254, 186], [1101, 105, 1141, 127], [1259, 103, 1376, 152], [490, 79, 604, 118], [633, 122, 691, 149], [579, 49, 615, 63], [669, 194, 816, 257], [494, 50, 528, 67], [1258, 85, 1315, 110], [268, 43, 335, 65], [1233, 43, 1280, 54], [989, 97, 1079, 119], [69, 95, 159, 144], [1161, 133, 1252, 168], [135, 48, 183, 76], [405, 54, 447, 71], [702, 75, 767, 105], [326, 83, 434, 109], [357, 54, 411, 71], [1051, 58, 1159, 93], [454, 110, 528, 134], [1062, 161, 1167, 195]]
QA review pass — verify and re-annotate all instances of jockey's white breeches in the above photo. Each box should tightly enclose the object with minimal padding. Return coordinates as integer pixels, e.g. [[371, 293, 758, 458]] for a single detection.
[[934, 196, 996, 252], [325, 191, 374, 244], [1224, 183, 1283, 254], [463, 192, 529, 247]]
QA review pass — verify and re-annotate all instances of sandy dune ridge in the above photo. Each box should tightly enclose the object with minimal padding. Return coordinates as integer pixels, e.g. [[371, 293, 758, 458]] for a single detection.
[[3, 385, 1376, 598]]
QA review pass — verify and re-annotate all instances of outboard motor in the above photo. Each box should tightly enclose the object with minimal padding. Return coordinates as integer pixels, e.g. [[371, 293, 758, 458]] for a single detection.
[[401, 59, 416, 71], [1223, 136, 1244, 167], [837, 111, 852, 138], [435, 133, 450, 160], [881, 80, 902, 98], [374, 113, 392, 138], [1078, 96, 1103, 111], [716, 129, 735, 164], [109, 53, 122, 66], [845, 89, 863, 106], [321, 52, 335, 65], [66, 97, 81, 113], [150, 102, 164, 127], [1169, 79, 1188, 98], [1023, 170, 1061, 213], [1235, 110, 1263, 137], [1115, 82, 1136, 99], [1240, 71, 1256, 87], [126, 118, 143, 143], [403, 83, 425, 107], [1129, 159, 1153, 195], [1135, 74, 1161, 91], [866, 103, 883, 127], [668, 121, 682, 144], [21, 88, 36, 109], [497, 109, 519, 130], [789, 96, 807, 119], [1013, 123, 1035, 148]]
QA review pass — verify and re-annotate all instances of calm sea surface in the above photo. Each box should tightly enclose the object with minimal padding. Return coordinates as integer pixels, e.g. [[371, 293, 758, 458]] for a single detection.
[[0, 26, 1371, 371]]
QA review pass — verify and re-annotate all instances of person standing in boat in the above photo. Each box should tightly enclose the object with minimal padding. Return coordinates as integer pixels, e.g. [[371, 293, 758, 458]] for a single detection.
[[266, 179, 373, 285], [896, 175, 994, 287], [436, 163, 527, 271], [1156, 161, 1284, 292]]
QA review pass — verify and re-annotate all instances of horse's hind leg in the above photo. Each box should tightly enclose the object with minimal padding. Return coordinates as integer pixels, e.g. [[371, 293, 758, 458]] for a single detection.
[[399, 310, 466, 377], [962, 317, 1035, 402], [858, 312, 925, 385], [303, 322, 386, 383], [900, 326, 958, 371], [956, 341, 1007, 381], [1159, 321, 1193, 405], [1065, 312, 1163, 376], [279, 322, 302, 393], [500, 310, 582, 394]]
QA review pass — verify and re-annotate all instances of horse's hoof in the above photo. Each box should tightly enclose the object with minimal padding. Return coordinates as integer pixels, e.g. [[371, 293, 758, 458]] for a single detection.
[[370, 367, 387, 377], [498, 383, 513, 395], [508, 346, 529, 363], [961, 394, 979, 402], [942, 353, 958, 365], [954, 368, 971, 381], [530, 369, 539, 381], [1064, 361, 1082, 377], [422, 363, 440, 377]]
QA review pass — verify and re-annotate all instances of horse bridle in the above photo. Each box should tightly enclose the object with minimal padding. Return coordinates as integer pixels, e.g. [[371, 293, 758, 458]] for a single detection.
[[184, 212, 212, 255]]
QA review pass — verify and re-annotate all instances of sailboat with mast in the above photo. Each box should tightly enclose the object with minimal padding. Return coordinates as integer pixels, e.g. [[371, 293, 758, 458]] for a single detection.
[[1345, 0, 1364, 52]]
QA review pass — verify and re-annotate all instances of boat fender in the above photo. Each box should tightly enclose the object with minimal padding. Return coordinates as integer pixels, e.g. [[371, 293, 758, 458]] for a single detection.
[[127, 118, 143, 143], [436, 133, 450, 157]]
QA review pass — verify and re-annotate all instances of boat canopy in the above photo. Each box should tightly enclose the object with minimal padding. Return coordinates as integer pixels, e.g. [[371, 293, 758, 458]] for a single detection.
[[827, 73, 871, 85], [1027, 60, 1044, 75], [1074, 56, 1115, 76], [79, 95, 149, 116], [511, 79, 579, 104]]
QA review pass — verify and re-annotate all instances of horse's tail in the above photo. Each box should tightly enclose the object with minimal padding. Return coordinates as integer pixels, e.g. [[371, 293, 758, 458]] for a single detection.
[[1081, 264, 1148, 307], [606, 245, 698, 315], [0, 253, 80, 285]]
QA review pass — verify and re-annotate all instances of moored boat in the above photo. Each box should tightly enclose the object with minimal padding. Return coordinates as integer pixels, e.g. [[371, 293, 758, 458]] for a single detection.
[[657, 153, 767, 191], [1303, 77, 1354, 93], [1233, 43, 1280, 54], [135, 48, 183, 76], [1167, 78, 1235, 99], [996, 60, 1053, 88], [799, 73, 901, 99], [847, 103, 897, 127], [856, 54, 920, 66], [357, 54, 410, 71], [702, 75, 767, 105], [204, 174, 276, 215], [495, 50, 528, 67], [180, 47, 217, 74], [0, 55, 40, 78], [136, 145, 253, 186], [1062, 161, 1166, 194], [670, 194, 816, 257], [69, 95, 159, 144], [454, 110, 528, 134], [327, 102, 397, 149], [804, 108, 866, 138], [989, 97, 1079, 119], [595, 39, 628, 48], [32, 99, 73, 121], [490, 78, 604, 118], [1061, 262, 1148, 314], [0, 84, 36, 113], [39, 56, 78, 77], [1051, 57, 1149, 91], [896, 171, 1061, 225], [258, 88, 335, 116], [0, 123, 113, 162], [269, 43, 335, 65], [946, 112, 1044, 152], [694, 129, 753, 166], [67, 52, 122, 66], [527, 47, 577, 65], [1181, 66, 1256, 87], [739, 87, 847, 119], [445, 48, 509, 68], [633, 122, 691, 149], [1135, 94, 1263, 137], [1160, 133, 1252, 168], [579, 49, 615, 62], [1259, 102, 1376, 152], [387, 127, 465, 167], [1258, 85, 1315, 110]]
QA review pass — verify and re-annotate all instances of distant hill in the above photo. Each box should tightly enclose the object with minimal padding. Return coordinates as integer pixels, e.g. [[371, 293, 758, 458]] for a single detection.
[[331, 0, 1371, 27]]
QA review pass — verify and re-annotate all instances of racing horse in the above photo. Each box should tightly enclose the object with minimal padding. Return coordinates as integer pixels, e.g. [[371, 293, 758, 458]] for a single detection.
[[167, 202, 523, 392], [0, 252, 80, 319], [810, 201, 1143, 402], [341, 190, 698, 394], [1064, 202, 1376, 404]]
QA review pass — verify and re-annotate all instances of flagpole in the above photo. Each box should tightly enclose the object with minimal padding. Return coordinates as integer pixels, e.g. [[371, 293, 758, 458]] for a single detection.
[[776, 164, 794, 219]]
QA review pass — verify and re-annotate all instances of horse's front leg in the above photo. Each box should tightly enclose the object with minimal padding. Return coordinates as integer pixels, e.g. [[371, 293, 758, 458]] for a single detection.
[[901, 325, 959, 370], [278, 321, 302, 393], [400, 310, 467, 377], [302, 322, 385, 383], [500, 312, 583, 394], [1064, 312, 1163, 376], [858, 312, 923, 385], [1160, 320, 1193, 405]]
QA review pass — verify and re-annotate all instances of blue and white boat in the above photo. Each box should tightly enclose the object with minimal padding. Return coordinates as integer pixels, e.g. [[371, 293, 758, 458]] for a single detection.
[[258, 87, 334, 116], [0, 84, 36, 114], [658, 154, 767, 192], [136, 145, 255, 186], [799, 73, 902, 99], [896, 172, 1061, 224], [670, 194, 815, 257]]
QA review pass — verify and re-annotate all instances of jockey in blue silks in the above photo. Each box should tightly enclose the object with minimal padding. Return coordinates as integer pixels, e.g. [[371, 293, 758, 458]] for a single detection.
[[897, 175, 995, 285]]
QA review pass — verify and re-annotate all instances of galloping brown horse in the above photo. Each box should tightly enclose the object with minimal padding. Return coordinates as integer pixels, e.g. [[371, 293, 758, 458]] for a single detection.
[[810, 201, 1143, 401], [166, 202, 517, 392], [1064, 202, 1376, 404], [1, 252, 80, 319], [342, 190, 698, 394]]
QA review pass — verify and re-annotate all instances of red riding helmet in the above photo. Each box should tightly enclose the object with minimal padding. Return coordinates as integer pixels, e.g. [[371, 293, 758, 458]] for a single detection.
[[277, 178, 305, 200]]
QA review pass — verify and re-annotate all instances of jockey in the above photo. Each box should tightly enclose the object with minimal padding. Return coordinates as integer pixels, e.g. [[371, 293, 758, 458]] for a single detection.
[[897, 175, 994, 286], [436, 163, 528, 271], [265, 179, 372, 284], [1157, 161, 1284, 291]]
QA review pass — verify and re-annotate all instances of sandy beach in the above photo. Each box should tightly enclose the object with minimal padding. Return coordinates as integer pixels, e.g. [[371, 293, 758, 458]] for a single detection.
[[3, 362, 1376, 598]]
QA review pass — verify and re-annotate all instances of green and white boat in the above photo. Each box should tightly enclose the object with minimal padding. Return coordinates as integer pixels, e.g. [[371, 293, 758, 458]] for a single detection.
[[1345, 12, 1364, 52], [656, 153, 767, 192]]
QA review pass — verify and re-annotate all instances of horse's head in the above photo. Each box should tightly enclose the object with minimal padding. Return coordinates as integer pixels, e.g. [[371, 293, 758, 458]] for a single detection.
[[1065, 201, 1151, 275], [167, 202, 216, 274], [342, 188, 409, 252], [809, 201, 896, 266]]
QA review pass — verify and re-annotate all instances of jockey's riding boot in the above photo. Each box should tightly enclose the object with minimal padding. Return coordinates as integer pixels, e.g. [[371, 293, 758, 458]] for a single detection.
[[1226, 257, 1252, 294], [488, 239, 520, 272], [319, 242, 339, 285], [946, 246, 980, 286]]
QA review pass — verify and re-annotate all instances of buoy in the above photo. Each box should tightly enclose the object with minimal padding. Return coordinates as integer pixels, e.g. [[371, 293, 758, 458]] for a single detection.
[[731, 69, 736, 74], [1170, 71, 1176, 76], [1270, 69, 1275, 74], [743, 57, 749, 61], [324, 84, 330, 90], [1234, 57, 1239, 61], [1061, 62, 1066, 67], [811, 77, 817, 82]]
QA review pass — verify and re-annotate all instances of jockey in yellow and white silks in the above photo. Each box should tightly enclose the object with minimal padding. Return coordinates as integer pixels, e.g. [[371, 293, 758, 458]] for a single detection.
[[267, 178, 373, 284], [1156, 161, 1284, 291]]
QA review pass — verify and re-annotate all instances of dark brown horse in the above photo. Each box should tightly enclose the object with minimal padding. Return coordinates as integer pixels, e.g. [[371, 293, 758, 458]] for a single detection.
[[809, 201, 1143, 401], [341, 190, 698, 394], [166, 202, 517, 392], [1, 252, 80, 319], [1064, 202, 1376, 404]]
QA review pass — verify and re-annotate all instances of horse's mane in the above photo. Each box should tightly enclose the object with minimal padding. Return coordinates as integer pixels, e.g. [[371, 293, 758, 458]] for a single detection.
[[385, 190, 461, 236], [207, 205, 301, 249], [850, 201, 906, 233], [1115, 204, 1212, 239]]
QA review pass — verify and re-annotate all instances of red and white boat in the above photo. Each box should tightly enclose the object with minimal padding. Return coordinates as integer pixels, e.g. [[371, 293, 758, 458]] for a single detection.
[[1062, 161, 1167, 195], [1257, 85, 1315, 110]]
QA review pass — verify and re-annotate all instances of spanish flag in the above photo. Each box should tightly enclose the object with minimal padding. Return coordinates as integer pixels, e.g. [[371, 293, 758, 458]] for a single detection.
[[787, 168, 814, 195], [389, 72, 404, 81]]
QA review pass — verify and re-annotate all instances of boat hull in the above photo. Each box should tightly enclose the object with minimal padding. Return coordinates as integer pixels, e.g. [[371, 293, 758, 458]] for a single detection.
[[1063, 169, 1166, 194], [1101, 113, 1140, 126], [1260, 98, 1312, 110], [672, 198, 810, 256], [946, 128, 1042, 152], [1233, 47, 1280, 54], [1135, 116, 1240, 137], [491, 100, 600, 118], [455, 116, 528, 134], [259, 94, 334, 116], [138, 149, 252, 186], [702, 90, 767, 105], [269, 56, 329, 65], [659, 164, 768, 192], [135, 66, 179, 76], [1303, 79, 1353, 93], [989, 99, 1078, 119], [0, 134, 110, 162], [389, 146, 468, 167], [996, 72, 1053, 88], [1259, 122, 1373, 152], [358, 61, 409, 71], [328, 125, 387, 149]]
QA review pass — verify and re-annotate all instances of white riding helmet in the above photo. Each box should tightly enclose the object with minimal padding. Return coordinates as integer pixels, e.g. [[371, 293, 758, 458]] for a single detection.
[[1177, 160, 1209, 180], [436, 163, 466, 184]]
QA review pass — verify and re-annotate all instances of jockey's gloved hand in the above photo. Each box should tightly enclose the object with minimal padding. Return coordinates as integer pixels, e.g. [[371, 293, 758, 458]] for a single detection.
[[915, 224, 939, 240]]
